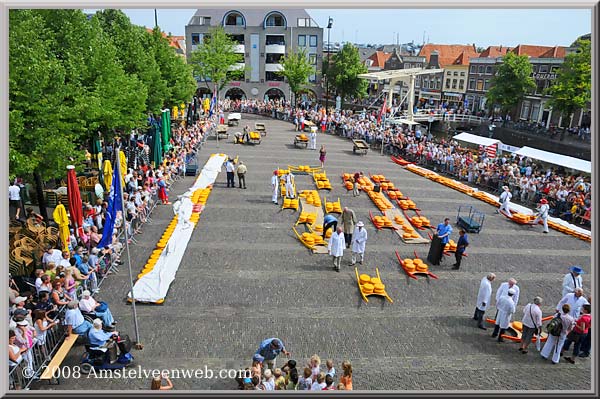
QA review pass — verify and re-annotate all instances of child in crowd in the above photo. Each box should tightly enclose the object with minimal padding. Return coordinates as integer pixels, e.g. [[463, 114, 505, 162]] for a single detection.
[[325, 359, 335, 378], [273, 368, 286, 390], [309, 354, 321, 382], [340, 360, 353, 390], [337, 383, 346, 390], [323, 375, 335, 390], [310, 372, 326, 390], [297, 367, 312, 390]]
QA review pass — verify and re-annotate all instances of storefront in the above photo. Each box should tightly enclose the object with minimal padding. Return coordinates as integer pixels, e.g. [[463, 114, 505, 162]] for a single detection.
[[441, 92, 463, 107]]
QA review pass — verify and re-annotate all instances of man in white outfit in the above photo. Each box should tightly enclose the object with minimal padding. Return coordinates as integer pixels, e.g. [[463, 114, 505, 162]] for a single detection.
[[556, 288, 589, 318], [474, 273, 496, 330], [285, 172, 295, 199], [562, 266, 584, 298], [350, 221, 368, 266], [496, 278, 520, 306], [328, 226, 345, 272], [497, 185, 513, 217], [492, 289, 516, 342], [309, 130, 317, 150], [531, 198, 550, 233], [271, 171, 279, 204]]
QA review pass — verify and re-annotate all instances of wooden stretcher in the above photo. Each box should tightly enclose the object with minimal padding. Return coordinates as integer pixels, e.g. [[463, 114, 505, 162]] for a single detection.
[[385, 208, 430, 244], [355, 267, 393, 303], [255, 122, 267, 136], [369, 210, 399, 231], [391, 155, 414, 166], [396, 197, 421, 211], [292, 226, 328, 254], [324, 196, 342, 214], [402, 209, 433, 231], [312, 172, 332, 191], [485, 316, 554, 343], [498, 209, 542, 226], [395, 250, 439, 280], [216, 124, 229, 139], [298, 193, 329, 255], [288, 165, 322, 175], [248, 131, 262, 145], [294, 134, 309, 148], [352, 139, 369, 155]]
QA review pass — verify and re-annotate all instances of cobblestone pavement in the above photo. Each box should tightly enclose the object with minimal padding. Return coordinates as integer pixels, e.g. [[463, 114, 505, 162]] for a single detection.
[[38, 115, 592, 392]]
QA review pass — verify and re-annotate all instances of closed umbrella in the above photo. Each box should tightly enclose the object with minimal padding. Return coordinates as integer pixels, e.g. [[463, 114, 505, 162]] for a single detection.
[[66, 165, 83, 238], [52, 203, 70, 253], [119, 150, 127, 186], [103, 160, 113, 190], [161, 108, 171, 152], [91, 136, 103, 170], [151, 123, 162, 168]]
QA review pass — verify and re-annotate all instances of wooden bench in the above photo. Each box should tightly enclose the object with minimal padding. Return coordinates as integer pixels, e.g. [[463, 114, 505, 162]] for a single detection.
[[39, 334, 79, 384]]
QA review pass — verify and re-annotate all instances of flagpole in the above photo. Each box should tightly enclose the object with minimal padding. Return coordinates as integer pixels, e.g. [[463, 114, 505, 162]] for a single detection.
[[116, 145, 143, 350]]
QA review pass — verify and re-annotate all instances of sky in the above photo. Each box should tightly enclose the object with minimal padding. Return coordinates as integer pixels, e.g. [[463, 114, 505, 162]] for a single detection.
[[117, 8, 591, 48]]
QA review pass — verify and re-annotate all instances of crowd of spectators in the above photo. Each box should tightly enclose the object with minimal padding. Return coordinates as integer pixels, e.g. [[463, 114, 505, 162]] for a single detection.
[[221, 99, 591, 227], [8, 117, 207, 389]]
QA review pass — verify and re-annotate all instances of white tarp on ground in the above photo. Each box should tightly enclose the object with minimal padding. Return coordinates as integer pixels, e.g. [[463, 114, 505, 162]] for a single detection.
[[405, 164, 591, 238], [515, 146, 591, 174], [453, 132, 502, 148], [128, 153, 227, 303]]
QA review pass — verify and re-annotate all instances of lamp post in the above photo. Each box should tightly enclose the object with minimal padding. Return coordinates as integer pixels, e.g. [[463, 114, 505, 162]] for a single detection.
[[325, 17, 333, 111]]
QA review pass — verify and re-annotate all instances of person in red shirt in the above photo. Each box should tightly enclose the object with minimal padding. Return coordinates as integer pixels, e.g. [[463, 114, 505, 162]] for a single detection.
[[563, 304, 591, 364]]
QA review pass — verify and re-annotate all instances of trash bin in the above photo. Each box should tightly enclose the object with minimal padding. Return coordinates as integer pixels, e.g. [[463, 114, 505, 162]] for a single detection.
[[427, 234, 443, 265]]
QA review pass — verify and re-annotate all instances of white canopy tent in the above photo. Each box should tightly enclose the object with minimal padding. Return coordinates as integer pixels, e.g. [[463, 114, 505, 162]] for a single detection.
[[515, 146, 591, 174], [452, 132, 502, 147]]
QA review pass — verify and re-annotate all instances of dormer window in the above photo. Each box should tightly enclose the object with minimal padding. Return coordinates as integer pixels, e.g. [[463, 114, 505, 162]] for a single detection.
[[224, 11, 245, 27], [264, 12, 286, 28]]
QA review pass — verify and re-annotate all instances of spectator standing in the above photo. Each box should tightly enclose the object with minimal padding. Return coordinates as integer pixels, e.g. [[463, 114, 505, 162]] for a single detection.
[[541, 304, 575, 364], [151, 372, 174, 390], [519, 297, 543, 354], [236, 161, 247, 189], [225, 158, 235, 188], [340, 207, 357, 248], [563, 304, 591, 364], [9, 181, 22, 220], [319, 145, 327, 168], [340, 361, 353, 390], [474, 273, 496, 330]]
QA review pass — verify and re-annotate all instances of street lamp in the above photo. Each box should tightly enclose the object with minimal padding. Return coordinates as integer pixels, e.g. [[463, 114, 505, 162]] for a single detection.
[[325, 17, 333, 111]]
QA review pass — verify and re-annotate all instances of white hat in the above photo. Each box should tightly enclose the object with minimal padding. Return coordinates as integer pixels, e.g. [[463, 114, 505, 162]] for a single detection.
[[14, 296, 27, 304], [507, 288, 516, 295], [356, 221, 364, 227], [502, 185, 509, 190], [16, 320, 29, 326], [82, 290, 91, 298]]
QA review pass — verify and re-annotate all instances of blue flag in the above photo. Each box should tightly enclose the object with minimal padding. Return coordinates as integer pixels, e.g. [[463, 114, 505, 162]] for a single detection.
[[98, 158, 123, 248], [208, 90, 217, 117]]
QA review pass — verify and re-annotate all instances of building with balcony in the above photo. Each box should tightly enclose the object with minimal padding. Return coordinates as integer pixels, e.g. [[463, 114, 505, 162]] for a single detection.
[[185, 9, 323, 102], [464, 46, 509, 113]]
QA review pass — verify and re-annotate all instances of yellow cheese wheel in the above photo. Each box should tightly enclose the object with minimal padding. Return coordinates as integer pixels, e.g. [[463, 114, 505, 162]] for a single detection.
[[314, 225, 323, 232], [370, 278, 381, 285], [325, 230, 332, 238], [373, 283, 385, 291], [416, 264, 428, 272], [403, 258, 413, 264], [402, 233, 412, 239], [362, 283, 374, 293], [404, 263, 416, 272], [359, 274, 371, 284]]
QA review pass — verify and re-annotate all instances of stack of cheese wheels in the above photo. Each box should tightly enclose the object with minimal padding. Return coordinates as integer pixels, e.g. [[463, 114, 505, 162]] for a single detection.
[[362, 283, 374, 294], [398, 200, 409, 209], [314, 224, 323, 232], [302, 232, 315, 246], [306, 195, 314, 205], [325, 202, 334, 212], [359, 274, 371, 284], [290, 199, 299, 209], [297, 212, 308, 224], [419, 216, 430, 226], [345, 181, 354, 190], [317, 181, 325, 189], [414, 258, 428, 272], [325, 229, 333, 238], [388, 190, 397, 200], [299, 134, 308, 141], [411, 216, 422, 227], [403, 258, 416, 272], [324, 180, 332, 189], [373, 283, 385, 294], [332, 202, 342, 212], [402, 225, 413, 232], [383, 217, 393, 227], [306, 213, 316, 225], [387, 182, 395, 189], [373, 216, 385, 228], [312, 234, 324, 245], [299, 190, 309, 198], [407, 200, 416, 209], [283, 198, 292, 208], [445, 239, 457, 252]]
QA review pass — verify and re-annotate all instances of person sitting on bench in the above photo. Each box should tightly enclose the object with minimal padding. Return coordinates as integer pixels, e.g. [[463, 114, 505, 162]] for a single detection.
[[64, 300, 92, 337]]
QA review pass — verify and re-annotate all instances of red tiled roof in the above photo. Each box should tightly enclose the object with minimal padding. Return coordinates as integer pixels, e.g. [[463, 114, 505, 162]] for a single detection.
[[146, 27, 185, 51], [479, 46, 510, 58], [418, 44, 480, 67], [368, 51, 392, 68], [511, 44, 566, 58], [452, 51, 475, 65]]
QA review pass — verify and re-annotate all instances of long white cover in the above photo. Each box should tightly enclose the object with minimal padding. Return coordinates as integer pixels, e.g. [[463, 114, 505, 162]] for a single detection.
[[515, 146, 591, 174], [128, 154, 227, 303], [453, 132, 502, 148]]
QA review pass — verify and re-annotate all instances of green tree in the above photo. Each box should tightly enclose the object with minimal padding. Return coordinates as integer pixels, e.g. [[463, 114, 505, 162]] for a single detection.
[[546, 39, 591, 139], [189, 27, 244, 99], [329, 43, 368, 105], [277, 48, 313, 107], [486, 52, 535, 116]]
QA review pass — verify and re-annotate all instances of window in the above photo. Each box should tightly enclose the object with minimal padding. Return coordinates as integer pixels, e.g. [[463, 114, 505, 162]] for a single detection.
[[309, 72, 317, 83], [477, 66, 484, 74], [298, 35, 306, 46], [297, 18, 317, 27], [520, 101, 531, 120], [266, 35, 285, 45], [309, 35, 317, 47], [298, 18, 306, 27], [265, 12, 286, 27], [423, 78, 429, 88], [309, 54, 317, 65], [468, 78, 475, 90], [459, 80, 464, 90], [532, 65, 538, 73], [535, 80, 546, 94], [266, 71, 284, 81], [191, 33, 201, 45], [430, 80, 435, 89], [452, 79, 457, 89], [484, 79, 490, 90], [476, 79, 483, 91], [539, 65, 549, 73], [224, 12, 245, 26], [550, 65, 560, 73], [460, 71, 466, 77], [485, 66, 493, 75], [453, 71, 458, 76], [446, 71, 452, 75], [470, 65, 476, 73], [266, 53, 284, 64], [436, 78, 441, 89], [229, 34, 245, 45], [445, 79, 451, 89]]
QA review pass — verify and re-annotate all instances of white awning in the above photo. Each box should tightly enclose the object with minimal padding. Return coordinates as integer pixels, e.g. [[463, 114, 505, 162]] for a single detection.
[[515, 146, 591, 174], [387, 118, 421, 126], [453, 132, 502, 147]]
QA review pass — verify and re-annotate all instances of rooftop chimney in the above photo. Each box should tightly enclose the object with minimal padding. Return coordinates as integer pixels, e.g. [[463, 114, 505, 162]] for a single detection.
[[473, 43, 476, 52], [429, 50, 439, 68]]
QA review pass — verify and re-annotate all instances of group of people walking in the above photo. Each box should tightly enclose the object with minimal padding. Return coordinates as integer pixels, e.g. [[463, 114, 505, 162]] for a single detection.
[[474, 266, 591, 364]]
